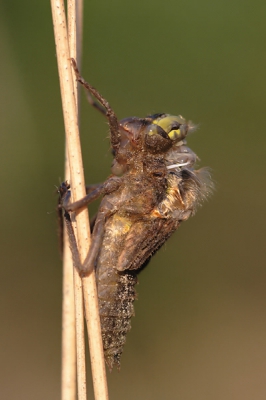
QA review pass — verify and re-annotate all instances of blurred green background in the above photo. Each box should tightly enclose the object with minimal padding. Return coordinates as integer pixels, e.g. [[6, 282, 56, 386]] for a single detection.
[[1, 0, 266, 399]]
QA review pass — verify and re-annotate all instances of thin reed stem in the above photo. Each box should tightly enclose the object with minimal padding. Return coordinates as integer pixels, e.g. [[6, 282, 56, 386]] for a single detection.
[[61, 1, 85, 399], [50, 0, 109, 398]]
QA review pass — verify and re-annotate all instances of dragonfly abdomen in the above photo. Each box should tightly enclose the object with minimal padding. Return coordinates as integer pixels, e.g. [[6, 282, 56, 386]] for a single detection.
[[96, 214, 138, 370], [97, 265, 137, 370]]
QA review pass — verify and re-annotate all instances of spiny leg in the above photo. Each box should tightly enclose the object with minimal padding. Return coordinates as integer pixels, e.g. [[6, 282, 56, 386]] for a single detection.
[[58, 182, 83, 274], [61, 201, 106, 277], [71, 58, 121, 154], [59, 178, 121, 276], [63, 177, 121, 213], [80, 209, 110, 276], [60, 195, 114, 277], [85, 91, 107, 117], [64, 210, 83, 272], [65, 206, 111, 277]]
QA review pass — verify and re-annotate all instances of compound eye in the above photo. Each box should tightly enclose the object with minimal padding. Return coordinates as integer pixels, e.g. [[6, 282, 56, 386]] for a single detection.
[[147, 124, 169, 139], [153, 115, 188, 142], [168, 124, 181, 140], [168, 123, 187, 141]]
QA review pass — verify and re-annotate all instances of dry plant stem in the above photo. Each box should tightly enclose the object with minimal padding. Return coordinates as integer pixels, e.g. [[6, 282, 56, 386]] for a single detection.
[[62, 230, 76, 400], [62, 0, 86, 400], [53, 0, 86, 397], [61, 1, 85, 399], [51, 0, 109, 399]]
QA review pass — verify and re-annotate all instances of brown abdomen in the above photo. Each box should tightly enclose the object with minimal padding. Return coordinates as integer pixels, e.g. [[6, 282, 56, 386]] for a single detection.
[[96, 214, 137, 370]]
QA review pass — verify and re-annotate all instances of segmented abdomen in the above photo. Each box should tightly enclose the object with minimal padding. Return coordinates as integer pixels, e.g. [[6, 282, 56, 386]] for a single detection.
[[96, 214, 138, 370]]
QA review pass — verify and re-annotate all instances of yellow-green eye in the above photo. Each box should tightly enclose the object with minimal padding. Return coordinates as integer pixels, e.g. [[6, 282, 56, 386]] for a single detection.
[[168, 128, 181, 140], [152, 115, 183, 131], [152, 114, 188, 142]]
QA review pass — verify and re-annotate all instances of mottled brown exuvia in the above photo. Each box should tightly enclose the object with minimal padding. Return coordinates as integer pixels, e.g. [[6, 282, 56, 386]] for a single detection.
[[59, 59, 213, 371]]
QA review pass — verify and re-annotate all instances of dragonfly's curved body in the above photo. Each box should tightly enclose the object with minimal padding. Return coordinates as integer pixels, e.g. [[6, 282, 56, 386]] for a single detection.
[[60, 60, 212, 370]]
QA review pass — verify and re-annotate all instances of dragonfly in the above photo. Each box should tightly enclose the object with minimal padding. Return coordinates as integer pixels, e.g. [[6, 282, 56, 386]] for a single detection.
[[59, 59, 213, 370]]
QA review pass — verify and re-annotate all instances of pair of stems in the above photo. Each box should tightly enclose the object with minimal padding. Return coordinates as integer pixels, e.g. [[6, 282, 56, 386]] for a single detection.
[[50, 0, 109, 399]]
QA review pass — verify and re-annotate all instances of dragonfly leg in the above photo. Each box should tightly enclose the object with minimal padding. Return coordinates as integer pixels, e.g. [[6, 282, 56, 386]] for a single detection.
[[60, 205, 106, 277], [85, 183, 103, 194], [59, 179, 121, 276], [62, 177, 121, 212], [71, 59, 121, 155], [64, 210, 83, 272], [79, 208, 111, 276], [85, 91, 107, 116]]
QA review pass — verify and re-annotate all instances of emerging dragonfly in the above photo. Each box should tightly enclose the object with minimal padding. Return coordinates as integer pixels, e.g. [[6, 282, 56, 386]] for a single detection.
[[59, 59, 212, 370]]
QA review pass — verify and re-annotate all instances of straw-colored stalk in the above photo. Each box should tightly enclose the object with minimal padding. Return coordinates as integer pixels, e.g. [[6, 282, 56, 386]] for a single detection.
[[61, 0, 83, 398], [50, 0, 109, 399]]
